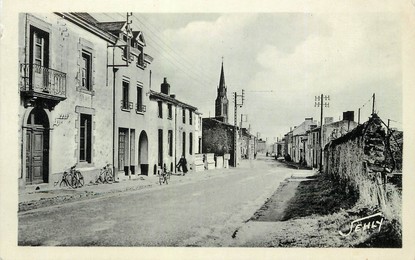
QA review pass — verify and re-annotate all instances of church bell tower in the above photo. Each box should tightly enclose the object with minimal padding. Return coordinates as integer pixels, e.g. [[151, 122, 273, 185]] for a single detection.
[[215, 60, 229, 123]]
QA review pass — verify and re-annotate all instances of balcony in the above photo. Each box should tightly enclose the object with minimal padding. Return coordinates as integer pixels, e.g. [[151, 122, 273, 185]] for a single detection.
[[20, 63, 67, 108], [121, 100, 133, 111], [136, 104, 146, 114]]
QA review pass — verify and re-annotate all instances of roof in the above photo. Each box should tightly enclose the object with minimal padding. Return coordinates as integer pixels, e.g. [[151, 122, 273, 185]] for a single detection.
[[202, 117, 236, 129], [72, 13, 99, 25], [97, 21, 126, 32], [149, 90, 198, 111]]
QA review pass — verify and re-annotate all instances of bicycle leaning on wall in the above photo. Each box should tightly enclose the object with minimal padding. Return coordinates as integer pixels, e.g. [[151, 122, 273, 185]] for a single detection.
[[96, 163, 114, 184], [56, 163, 84, 189]]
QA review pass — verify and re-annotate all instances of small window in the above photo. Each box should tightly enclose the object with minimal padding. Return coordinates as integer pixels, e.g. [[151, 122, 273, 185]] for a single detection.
[[182, 109, 186, 124], [168, 130, 173, 156], [189, 111, 193, 125], [158, 101, 163, 118], [168, 104, 172, 119], [136, 85, 143, 112], [189, 132, 193, 155], [182, 132, 186, 156], [137, 46, 144, 67], [81, 51, 92, 91], [80, 114, 92, 163], [122, 81, 129, 110]]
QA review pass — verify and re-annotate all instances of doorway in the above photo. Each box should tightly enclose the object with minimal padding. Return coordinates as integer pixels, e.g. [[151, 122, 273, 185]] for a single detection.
[[25, 107, 49, 185], [138, 131, 149, 175]]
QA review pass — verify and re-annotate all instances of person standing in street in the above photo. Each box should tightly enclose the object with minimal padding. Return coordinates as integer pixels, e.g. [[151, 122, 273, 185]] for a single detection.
[[176, 155, 188, 176]]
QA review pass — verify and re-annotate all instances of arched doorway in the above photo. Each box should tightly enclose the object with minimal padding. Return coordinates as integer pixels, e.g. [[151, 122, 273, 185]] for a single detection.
[[138, 131, 149, 175], [25, 107, 50, 184]]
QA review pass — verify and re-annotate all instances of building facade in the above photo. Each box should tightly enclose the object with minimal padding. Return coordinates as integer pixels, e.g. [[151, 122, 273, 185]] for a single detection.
[[149, 78, 200, 175], [18, 13, 118, 188]]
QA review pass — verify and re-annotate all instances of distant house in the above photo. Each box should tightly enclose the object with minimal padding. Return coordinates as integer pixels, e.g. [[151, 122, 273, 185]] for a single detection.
[[306, 111, 358, 168], [149, 78, 200, 175]]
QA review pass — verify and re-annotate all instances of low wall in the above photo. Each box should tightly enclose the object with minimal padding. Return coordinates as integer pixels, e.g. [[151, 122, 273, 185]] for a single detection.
[[324, 115, 402, 218]]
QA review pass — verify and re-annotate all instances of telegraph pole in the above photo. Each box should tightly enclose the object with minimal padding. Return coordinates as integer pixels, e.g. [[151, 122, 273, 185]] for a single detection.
[[233, 89, 245, 167], [371, 93, 376, 115], [315, 94, 330, 172]]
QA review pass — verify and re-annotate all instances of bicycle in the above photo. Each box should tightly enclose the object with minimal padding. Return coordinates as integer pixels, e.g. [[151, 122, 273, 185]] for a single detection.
[[58, 164, 84, 188], [158, 166, 171, 185], [96, 163, 113, 184], [57, 169, 72, 188]]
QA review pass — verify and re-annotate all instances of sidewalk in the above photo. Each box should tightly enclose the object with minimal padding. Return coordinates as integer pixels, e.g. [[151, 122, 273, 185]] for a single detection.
[[19, 167, 234, 212]]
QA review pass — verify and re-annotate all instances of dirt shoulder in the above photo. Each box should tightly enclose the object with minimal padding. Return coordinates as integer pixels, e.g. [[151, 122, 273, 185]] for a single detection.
[[233, 173, 401, 248]]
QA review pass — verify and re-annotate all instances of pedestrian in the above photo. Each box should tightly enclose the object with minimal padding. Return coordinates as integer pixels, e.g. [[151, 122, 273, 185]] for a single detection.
[[176, 155, 188, 176]]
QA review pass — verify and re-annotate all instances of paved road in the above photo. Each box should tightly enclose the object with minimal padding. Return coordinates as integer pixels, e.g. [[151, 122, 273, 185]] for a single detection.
[[19, 156, 296, 246]]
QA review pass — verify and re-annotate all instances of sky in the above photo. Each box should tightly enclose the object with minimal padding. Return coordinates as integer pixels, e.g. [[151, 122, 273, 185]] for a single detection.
[[92, 13, 402, 140]]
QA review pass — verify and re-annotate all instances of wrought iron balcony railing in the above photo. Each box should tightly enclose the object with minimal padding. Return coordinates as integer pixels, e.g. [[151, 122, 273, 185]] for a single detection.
[[121, 100, 133, 110], [136, 104, 146, 113], [20, 63, 66, 99]]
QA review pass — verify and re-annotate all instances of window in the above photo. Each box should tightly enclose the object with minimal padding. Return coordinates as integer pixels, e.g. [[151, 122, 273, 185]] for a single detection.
[[158, 101, 163, 118], [122, 81, 130, 110], [30, 26, 49, 73], [168, 104, 172, 119], [81, 51, 92, 90], [189, 133, 193, 155], [182, 109, 186, 124], [137, 46, 144, 67], [80, 114, 92, 163], [182, 132, 186, 156], [136, 85, 144, 112], [189, 111, 193, 125], [168, 130, 173, 156], [158, 129, 163, 166]]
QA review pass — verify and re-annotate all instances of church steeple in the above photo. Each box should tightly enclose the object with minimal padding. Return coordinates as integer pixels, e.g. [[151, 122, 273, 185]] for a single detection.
[[218, 60, 226, 97], [215, 58, 229, 123]]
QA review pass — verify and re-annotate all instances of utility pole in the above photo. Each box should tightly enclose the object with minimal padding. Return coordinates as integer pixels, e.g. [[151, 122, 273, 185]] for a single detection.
[[233, 89, 245, 167], [372, 93, 376, 115], [315, 94, 330, 172], [358, 108, 361, 125]]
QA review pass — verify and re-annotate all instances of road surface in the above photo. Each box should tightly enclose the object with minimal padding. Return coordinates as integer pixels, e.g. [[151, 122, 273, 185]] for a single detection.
[[19, 156, 296, 246]]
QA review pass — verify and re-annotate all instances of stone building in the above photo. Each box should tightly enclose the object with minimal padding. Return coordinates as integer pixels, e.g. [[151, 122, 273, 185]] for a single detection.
[[202, 118, 237, 167], [84, 15, 155, 180], [149, 78, 200, 175], [306, 112, 358, 168], [18, 13, 118, 188]]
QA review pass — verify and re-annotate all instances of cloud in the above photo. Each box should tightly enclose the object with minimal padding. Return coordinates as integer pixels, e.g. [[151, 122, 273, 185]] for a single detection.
[[143, 13, 402, 138]]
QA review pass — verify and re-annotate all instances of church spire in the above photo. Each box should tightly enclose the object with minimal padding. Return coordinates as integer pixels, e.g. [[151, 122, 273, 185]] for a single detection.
[[215, 58, 229, 123], [218, 58, 226, 97]]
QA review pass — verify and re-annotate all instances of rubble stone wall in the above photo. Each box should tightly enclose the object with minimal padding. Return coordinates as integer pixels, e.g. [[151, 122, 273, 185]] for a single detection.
[[324, 115, 401, 216]]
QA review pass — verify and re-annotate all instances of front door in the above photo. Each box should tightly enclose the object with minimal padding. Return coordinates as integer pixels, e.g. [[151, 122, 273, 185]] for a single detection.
[[26, 129, 45, 184]]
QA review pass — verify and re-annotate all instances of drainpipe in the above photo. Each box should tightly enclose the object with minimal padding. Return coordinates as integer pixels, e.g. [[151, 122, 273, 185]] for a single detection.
[[174, 105, 177, 173], [112, 47, 118, 180]]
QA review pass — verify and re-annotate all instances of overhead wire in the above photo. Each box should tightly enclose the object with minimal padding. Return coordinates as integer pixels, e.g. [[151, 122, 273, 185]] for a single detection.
[[111, 13, 218, 89]]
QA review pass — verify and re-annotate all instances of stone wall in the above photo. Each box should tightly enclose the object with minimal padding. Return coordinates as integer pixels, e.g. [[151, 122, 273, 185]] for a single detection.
[[324, 115, 402, 217], [202, 118, 236, 166]]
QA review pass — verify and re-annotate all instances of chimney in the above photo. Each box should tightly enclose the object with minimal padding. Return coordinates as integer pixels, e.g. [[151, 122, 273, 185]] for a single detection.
[[343, 111, 354, 121], [324, 117, 333, 125], [161, 77, 170, 95]]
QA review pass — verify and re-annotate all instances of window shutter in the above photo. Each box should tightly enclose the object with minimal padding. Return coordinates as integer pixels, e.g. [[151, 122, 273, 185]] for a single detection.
[[92, 50, 96, 90], [76, 39, 82, 88]]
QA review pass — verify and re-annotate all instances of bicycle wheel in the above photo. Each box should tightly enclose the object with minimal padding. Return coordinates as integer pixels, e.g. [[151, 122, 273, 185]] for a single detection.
[[70, 174, 78, 188], [77, 171, 84, 187], [105, 169, 113, 183]]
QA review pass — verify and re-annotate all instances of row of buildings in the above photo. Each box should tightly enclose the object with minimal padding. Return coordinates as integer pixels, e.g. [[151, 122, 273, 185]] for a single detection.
[[282, 111, 358, 169], [18, 13, 204, 189]]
